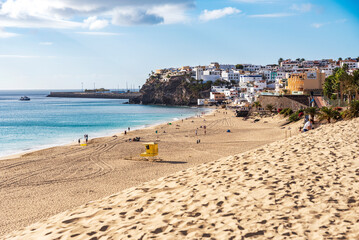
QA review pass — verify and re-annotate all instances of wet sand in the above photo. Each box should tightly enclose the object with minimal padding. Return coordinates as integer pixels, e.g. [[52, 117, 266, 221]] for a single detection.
[[0, 109, 292, 236]]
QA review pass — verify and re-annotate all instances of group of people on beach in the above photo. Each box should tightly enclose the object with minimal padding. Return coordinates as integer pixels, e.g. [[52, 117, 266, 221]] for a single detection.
[[78, 134, 89, 145]]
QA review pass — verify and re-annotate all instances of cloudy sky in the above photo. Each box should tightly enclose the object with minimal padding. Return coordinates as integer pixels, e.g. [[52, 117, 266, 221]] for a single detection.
[[0, 0, 358, 89]]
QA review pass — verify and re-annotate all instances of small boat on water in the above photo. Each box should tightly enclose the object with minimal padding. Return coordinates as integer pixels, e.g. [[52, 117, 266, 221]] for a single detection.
[[19, 96, 31, 101]]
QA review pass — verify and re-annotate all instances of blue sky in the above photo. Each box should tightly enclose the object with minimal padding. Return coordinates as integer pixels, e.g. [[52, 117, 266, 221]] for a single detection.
[[0, 0, 358, 90]]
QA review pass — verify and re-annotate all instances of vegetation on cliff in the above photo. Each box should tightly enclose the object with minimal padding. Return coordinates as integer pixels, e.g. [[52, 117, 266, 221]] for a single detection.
[[132, 74, 212, 105]]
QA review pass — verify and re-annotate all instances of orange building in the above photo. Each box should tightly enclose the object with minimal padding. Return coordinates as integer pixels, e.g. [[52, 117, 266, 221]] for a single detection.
[[287, 70, 326, 94], [210, 92, 226, 102]]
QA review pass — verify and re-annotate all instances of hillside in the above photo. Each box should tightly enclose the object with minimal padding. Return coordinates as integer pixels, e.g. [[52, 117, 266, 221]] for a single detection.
[[131, 75, 211, 105]]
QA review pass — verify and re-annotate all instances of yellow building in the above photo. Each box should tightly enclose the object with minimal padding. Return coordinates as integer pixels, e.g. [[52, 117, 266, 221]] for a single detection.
[[287, 70, 325, 94], [181, 66, 192, 71], [155, 69, 165, 74]]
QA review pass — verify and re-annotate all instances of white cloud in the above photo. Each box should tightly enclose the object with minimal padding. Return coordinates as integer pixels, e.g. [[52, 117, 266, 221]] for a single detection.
[[39, 42, 53, 45], [76, 31, 122, 36], [312, 23, 324, 28], [83, 16, 108, 30], [291, 3, 313, 13], [0, 0, 195, 30], [0, 28, 19, 38], [111, 8, 163, 26], [311, 19, 347, 29], [249, 13, 293, 18], [148, 4, 190, 24], [199, 7, 241, 22]]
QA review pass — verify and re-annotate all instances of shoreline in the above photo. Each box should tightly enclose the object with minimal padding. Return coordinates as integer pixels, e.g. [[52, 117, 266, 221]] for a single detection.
[[0, 108, 297, 236], [0, 107, 213, 161]]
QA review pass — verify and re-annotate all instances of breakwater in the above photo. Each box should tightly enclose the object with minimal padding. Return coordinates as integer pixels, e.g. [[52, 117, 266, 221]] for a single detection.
[[47, 92, 142, 100]]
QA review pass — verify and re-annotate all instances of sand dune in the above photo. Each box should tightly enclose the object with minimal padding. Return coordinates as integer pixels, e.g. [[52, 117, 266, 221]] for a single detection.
[[3, 116, 359, 239]]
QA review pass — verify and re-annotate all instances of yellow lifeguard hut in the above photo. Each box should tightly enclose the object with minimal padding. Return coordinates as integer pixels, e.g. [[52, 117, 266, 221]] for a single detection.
[[140, 142, 158, 157]]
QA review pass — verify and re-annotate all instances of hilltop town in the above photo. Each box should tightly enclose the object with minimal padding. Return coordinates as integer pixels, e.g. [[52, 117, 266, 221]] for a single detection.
[[150, 58, 359, 106]]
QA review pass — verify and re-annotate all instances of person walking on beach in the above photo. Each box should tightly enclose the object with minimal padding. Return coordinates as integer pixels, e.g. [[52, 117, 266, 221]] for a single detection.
[[302, 119, 314, 132], [195, 129, 198, 136], [128, 127, 130, 131], [78, 138, 81, 145], [124, 130, 127, 135]]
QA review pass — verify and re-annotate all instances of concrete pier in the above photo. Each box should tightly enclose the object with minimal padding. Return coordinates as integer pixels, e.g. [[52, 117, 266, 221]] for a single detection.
[[47, 92, 142, 100]]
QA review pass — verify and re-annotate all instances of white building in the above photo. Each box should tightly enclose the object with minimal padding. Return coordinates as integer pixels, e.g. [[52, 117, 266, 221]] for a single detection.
[[275, 72, 289, 81], [223, 89, 239, 99], [202, 70, 221, 82], [221, 70, 240, 82], [243, 64, 261, 72], [253, 80, 267, 91], [340, 60, 359, 69], [265, 64, 278, 71], [208, 62, 219, 69], [320, 64, 338, 77], [219, 64, 235, 71], [281, 60, 300, 70], [211, 86, 228, 92], [239, 75, 263, 83], [197, 99, 205, 106], [193, 67, 204, 80]]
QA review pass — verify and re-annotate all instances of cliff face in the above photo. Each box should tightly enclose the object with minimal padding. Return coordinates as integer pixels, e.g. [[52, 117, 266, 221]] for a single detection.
[[131, 76, 210, 106]]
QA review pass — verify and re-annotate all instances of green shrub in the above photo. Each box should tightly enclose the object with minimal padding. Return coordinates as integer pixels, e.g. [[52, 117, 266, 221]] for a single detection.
[[279, 108, 288, 115], [332, 110, 341, 121], [289, 113, 300, 122], [340, 110, 351, 119], [319, 107, 341, 123], [283, 108, 293, 117], [266, 104, 274, 112], [348, 100, 359, 118]]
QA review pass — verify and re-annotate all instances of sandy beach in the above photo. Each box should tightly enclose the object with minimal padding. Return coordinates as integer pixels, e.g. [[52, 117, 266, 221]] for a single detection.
[[3, 113, 359, 239], [0, 109, 294, 236]]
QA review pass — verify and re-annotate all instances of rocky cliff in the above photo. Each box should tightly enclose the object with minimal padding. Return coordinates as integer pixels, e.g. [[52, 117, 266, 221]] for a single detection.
[[130, 75, 210, 106]]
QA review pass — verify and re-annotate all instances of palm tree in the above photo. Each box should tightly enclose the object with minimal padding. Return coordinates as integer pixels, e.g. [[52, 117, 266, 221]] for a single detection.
[[304, 107, 318, 121], [278, 58, 284, 66], [348, 100, 359, 118], [266, 104, 274, 112], [353, 70, 359, 100], [253, 101, 261, 110], [319, 107, 336, 123]]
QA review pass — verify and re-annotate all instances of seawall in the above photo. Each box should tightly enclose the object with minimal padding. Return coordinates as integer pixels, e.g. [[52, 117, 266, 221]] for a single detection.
[[47, 92, 142, 100], [258, 95, 310, 110]]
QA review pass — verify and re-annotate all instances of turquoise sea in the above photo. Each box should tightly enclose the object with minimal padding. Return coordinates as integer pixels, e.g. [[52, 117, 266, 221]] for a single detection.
[[0, 90, 206, 158]]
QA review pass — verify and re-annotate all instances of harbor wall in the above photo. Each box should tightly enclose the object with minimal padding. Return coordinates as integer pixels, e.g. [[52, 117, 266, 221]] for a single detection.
[[47, 92, 142, 100]]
